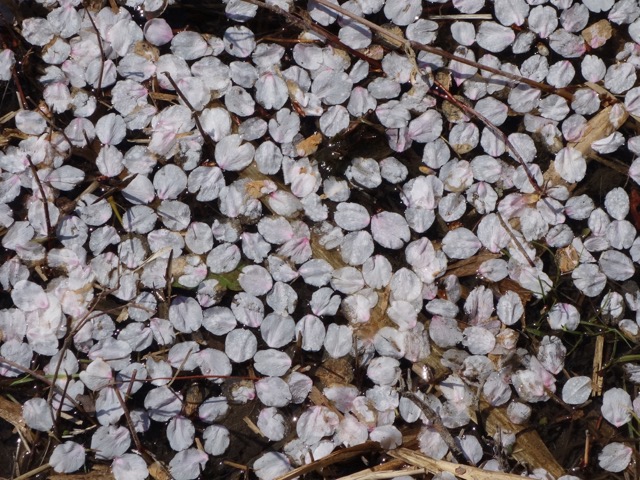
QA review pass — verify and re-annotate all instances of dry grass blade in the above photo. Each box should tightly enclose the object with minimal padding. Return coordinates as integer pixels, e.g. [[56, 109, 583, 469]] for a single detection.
[[243, 415, 264, 437], [334, 459, 407, 480], [592, 335, 605, 397], [446, 252, 501, 278], [148, 461, 172, 480], [308, 385, 345, 420], [481, 402, 565, 479], [569, 108, 628, 158], [0, 395, 34, 446], [428, 14, 493, 20], [389, 447, 532, 480], [338, 466, 426, 480], [544, 102, 630, 191], [275, 442, 383, 480], [48, 465, 113, 480], [0, 109, 17, 124], [403, 392, 464, 461], [12, 464, 51, 480], [419, 345, 564, 476]]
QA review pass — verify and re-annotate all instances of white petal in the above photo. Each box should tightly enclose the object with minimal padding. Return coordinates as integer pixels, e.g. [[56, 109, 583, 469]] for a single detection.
[[203, 425, 230, 456], [554, 147, 586, 183], [599, 443, 633, 473], [562, 376, 592, 405], [370, 211, 410, 249], [50, 442, 85, 473], [601, 388, 632, 427], [112, 454, 148, 480], [23, 398, 54, 431]]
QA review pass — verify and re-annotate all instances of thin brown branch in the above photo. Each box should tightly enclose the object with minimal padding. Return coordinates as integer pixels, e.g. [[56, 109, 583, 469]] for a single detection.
[[11, 65, 27, 110], [163, 72, 217, 156], [116, 373, 261, 384], [124, 369, 138, 400], [52, 373, 71, 437], [112, 380, 146, 457], [432, 80, 544, 196], [26, 156, 52, 238], [310, 0, 574, 100], [244, 0, 382, 70], [0, 357, 95, 425], [47, 294, 112, 407], [496, 211, 537, 268], [83, 8, 105, 96], [0, 27, 28, 109]]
